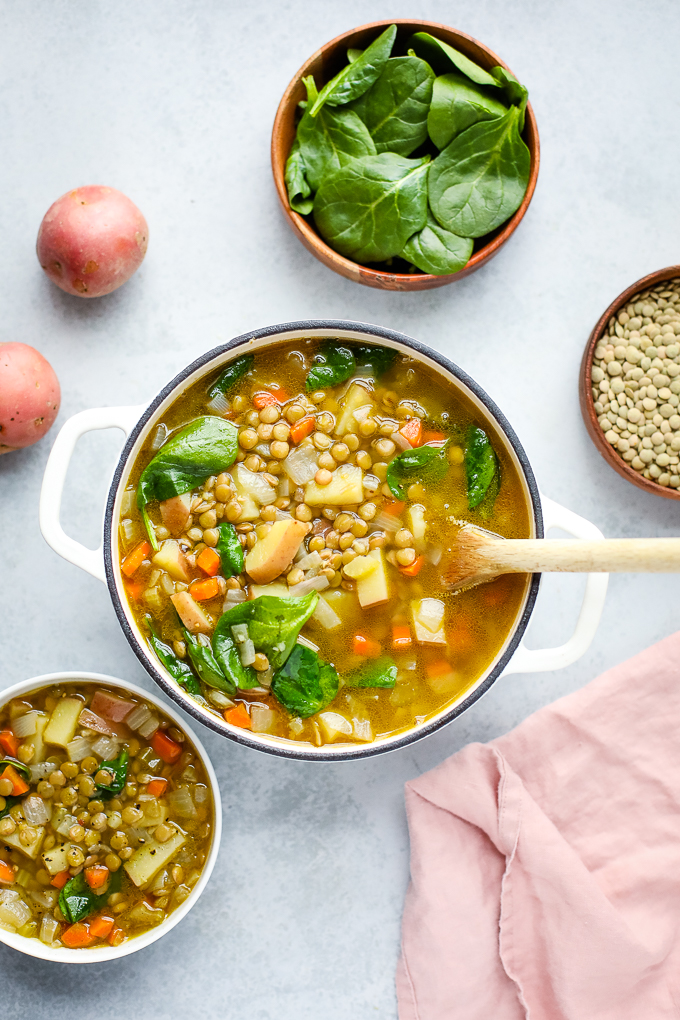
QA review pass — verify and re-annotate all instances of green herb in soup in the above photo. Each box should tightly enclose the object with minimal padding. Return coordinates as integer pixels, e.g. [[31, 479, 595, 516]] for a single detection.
[[117, 339, 531, 748], [284, 25, 530, 275], [0, 683, 213, 949]]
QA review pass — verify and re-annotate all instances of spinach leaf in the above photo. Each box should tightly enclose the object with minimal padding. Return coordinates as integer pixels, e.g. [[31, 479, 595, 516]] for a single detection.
[[0, 795, 19, 821], [465, 427, 498, 509], [313, 153, 430, 263], [309, 24, 397, 116], [137, 416, 239, 549], [306, 345, 355, 391], [297, 76, 376, 191], [347, 48, 363, 63], [145, 618, 200, 696], [184, 629, 235, 694], [213, 593, 319, 681], [354, 344, 397, 377], [0, 757, 31, 783], [94, 749, 128, 801], [408, 32, 501, 88], [208, 354, 254, 400], [429, 106, 530, 238], [490, 66, 528, 124], [212, 628, 258, 691], [402, 212, 473, 275], [386, 441, 450, 500], [427, 73, 508, 150], [59, 869, 121, 925], [349, 56, 434, 156], [345, 656, 397, 689], [215, 522, 244, 578], [285, 138, 314, 215], [271, 644, 340, 718]]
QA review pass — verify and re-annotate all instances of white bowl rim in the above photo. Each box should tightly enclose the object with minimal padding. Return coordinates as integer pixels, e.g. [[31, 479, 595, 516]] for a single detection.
[[0, 670, 222, 964]]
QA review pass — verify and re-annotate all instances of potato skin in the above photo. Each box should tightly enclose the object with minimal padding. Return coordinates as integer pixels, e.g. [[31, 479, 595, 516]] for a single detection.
[[36, 185, 148, 297], [0, 343, 61, 453]]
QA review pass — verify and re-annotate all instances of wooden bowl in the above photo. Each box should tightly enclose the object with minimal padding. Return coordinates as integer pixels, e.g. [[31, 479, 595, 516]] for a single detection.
[[271, 19, 540, 291], [579, 265, 680, 499]]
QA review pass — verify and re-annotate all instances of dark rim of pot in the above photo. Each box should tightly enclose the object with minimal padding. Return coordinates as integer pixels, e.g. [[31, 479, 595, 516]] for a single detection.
[[104, 320, 543, 761]]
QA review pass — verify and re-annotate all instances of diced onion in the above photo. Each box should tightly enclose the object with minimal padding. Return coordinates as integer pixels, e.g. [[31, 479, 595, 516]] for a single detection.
[[297, 634, 319, 652], [362, 474, 381, 496], [274, 509, 294, 521], [207, 690, 235, 709], [29, 762, 54, 782], [224, 590, 247, 605], [391, 431, 412, 451], [206, 392, 229, 415], [91, 735, 120, 760], [428, 545, 443, 566], [251, 705, 276, 733], [39, 916, 60, 945], [415, 598, 445, 632], [166, 786, 197, 819], [119, 519, 138, 551], [240, 639, 256, 667], [233, 464, 277, 505], [137, 715, 160, 739], [375, 511, 401, 532], [149, 424, 168, 451], [0, 896, 31, 929], [12, 712, 37, 738], [353, 718, 374, 742], [282, 445, 318, 485], [351, 404, 374, 424], [289, 575, 329, 597], [296, 551, 322, 571], [120, 488, 135, 515], [66, 737, 93, 762], [318, 712, 353, 741], [31, 888, 57, 910], [126, 703, 151, 731], [278, 477, 291, 497], [312, 595, 342, 630], [22, 795, 49, 826], [56, 813, 77, 837]]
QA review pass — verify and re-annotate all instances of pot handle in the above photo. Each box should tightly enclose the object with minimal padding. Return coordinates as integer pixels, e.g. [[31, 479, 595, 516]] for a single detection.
[[40, 405, 144, 584], [501, 494, 608, 675]]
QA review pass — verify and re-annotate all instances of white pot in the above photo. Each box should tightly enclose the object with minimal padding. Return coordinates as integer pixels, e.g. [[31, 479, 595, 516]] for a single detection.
[[0, 671, 221, 964], [39, 320, 608, 761]]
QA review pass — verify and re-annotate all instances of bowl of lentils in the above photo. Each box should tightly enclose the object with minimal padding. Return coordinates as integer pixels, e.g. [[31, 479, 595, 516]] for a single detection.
[[580, 266, 680, 498]]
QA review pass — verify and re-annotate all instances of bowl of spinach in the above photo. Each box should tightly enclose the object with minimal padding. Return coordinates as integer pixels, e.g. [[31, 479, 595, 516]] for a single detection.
[[272, 19, 539, 290]]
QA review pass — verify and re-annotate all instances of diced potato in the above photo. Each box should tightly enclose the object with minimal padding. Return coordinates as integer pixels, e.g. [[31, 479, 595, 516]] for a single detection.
[[2, 825, 44, 860], [312, 595, 342, 630], [335, 382, 375, 436], [152, 539, 190, 582], [124, 900, 164, 926], [304, 464, 364, 506], [357, 548, 390, 608], [245, 519, 309, 584], [411, 598, 447, 646], [237, 494, 260, 521], [342, 554, 378, 580], [170, 591, 212, 634], [139, 800, 167, 829], [427, 668, 460, 694], [43, 698, 82, 748], [353, 718, 374, 742], [318, 712, 353, 742], [124, 826, 186, 887], [250, 705, 276, 733], [32, 713, 49, 763], [408, 504, 427, 543], [249, 582, 292, 599], [41, 843, 71, 876], [159, 493, 192, 537]]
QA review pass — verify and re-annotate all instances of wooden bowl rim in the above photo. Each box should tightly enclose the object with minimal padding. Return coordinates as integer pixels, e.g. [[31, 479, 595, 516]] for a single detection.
[[579, 265, 680, 500], [271, 18, 540, 290]]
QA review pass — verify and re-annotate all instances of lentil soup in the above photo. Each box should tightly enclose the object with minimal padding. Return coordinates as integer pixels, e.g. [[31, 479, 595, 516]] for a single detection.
[[117, 338, 532, 748], [0, 681, 213, 950]]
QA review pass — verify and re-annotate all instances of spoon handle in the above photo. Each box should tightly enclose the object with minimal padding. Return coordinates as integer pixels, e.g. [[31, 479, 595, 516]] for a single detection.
[[475, 537, 680, 574]]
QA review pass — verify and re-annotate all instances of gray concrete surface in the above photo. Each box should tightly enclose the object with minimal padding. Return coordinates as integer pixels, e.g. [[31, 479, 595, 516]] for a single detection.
[[1, 1, 679, 1016]]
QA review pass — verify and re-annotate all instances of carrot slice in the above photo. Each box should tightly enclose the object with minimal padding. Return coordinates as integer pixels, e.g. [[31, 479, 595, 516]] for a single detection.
[[151, 730, 182, 764], [196, 546, 221, 577], [62, 922, 96, 948], [253, 386, 289, 409], [125, 580, 145, 602], [399, 555, 425, 577], [426, 658, 453, 678], [0, 860, 15, 884], [0, 764, 29, 796], [89, 914, 115, 938], [84, 865, 110, 891], [147, 778, 168, 797], [108, 926, 126, 947], [421, 430, 445, 444], [289, 415, 316, 445], [382, 499, 405, 516], [121, 540, 152, 578], [391, 623, 412, 650], [51, 869, 70, 889], [0, 730, 19, 757], [352, 633, 382, 658], [225, 703, 252, 729], [189, 577, 221, 601], [399, 418, 423, 446]]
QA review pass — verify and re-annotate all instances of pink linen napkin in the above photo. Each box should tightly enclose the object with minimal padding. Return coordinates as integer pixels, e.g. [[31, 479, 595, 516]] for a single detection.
[[397, 632, 680, 1020]]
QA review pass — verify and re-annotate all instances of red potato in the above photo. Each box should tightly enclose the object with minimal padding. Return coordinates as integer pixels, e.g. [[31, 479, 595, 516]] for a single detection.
[[0, 343, 60, 454], [36, 185, 148, 297]]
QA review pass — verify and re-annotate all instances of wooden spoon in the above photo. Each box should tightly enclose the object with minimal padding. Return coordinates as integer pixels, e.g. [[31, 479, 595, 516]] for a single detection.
[[441, 523, 680, 591]]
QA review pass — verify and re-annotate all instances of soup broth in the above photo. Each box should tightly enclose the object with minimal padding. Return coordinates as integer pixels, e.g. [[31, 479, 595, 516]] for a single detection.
[[118, 339, 531, 747]]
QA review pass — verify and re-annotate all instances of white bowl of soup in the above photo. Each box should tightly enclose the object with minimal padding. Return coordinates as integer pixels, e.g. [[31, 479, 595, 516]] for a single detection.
[[0, 672, 221, 962], [39, 322, 607, 760]]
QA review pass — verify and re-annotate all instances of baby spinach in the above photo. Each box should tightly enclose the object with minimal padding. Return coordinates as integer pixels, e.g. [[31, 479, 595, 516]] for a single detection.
[[306, 345, 355, 391], [347, 48, 363, 63], [309, 24, 397, 116], [408, 32, 501, 88], [270, 644, 340, 718], [137, 416, 239, 549], [284, 139, 314, 215], [346, 656, 397, 689], [94, 749, 128, 800], [465, 426, 499, 509], [213, 593, 319, 684], [211, 629, 257, 691], [215, 522, 244, 578], [145, 618, 200, 696], [402, 212, 473, 276], [59, 870, 121, 925], [490, 66, 528, 123], [184, 629, 235, 694], [297, 77, 376, 191], [349, 55, 435, 156], [208, 354, 254, 400], [313, 153, 430, 263], [386, 441, 450, 500], [428, 73, 508, 150], [429, 106, 530, 238], [354, 344, 397, 377]]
